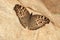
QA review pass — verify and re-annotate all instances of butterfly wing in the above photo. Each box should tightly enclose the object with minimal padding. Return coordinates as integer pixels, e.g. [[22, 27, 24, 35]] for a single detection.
[[14, 4, 30, 28], [14, 4, 50, 30], [28, 15, 50, 30]]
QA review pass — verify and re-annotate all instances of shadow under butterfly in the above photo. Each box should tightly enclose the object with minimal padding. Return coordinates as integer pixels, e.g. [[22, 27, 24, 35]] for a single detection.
[[14, 4, 50, 30]]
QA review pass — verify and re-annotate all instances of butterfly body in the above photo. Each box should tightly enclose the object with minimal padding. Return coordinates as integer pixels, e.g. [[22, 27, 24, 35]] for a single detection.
[[14, 4, 50, 30]]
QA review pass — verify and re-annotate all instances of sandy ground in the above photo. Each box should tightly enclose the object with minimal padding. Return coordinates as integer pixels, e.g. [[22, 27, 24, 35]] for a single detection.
[[0, 0, 60, 40]]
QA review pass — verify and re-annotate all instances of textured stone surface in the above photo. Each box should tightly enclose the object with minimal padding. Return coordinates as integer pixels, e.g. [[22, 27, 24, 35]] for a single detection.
[[0, 0, 60, 40]]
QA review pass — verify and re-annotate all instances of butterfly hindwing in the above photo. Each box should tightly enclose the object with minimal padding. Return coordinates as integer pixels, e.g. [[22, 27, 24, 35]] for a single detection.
[[28, 15, 50, 30]]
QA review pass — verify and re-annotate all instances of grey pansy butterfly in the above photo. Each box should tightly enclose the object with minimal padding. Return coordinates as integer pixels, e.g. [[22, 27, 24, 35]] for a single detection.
[[14, 4, 50, 30]]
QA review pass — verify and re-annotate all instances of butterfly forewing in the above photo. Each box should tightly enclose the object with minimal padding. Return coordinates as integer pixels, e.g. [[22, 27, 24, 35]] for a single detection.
[[14, 4, 30, 28]]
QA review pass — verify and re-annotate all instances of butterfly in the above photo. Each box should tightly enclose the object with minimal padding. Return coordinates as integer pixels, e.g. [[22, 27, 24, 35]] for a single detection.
[[14, 4, 50, 30]]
